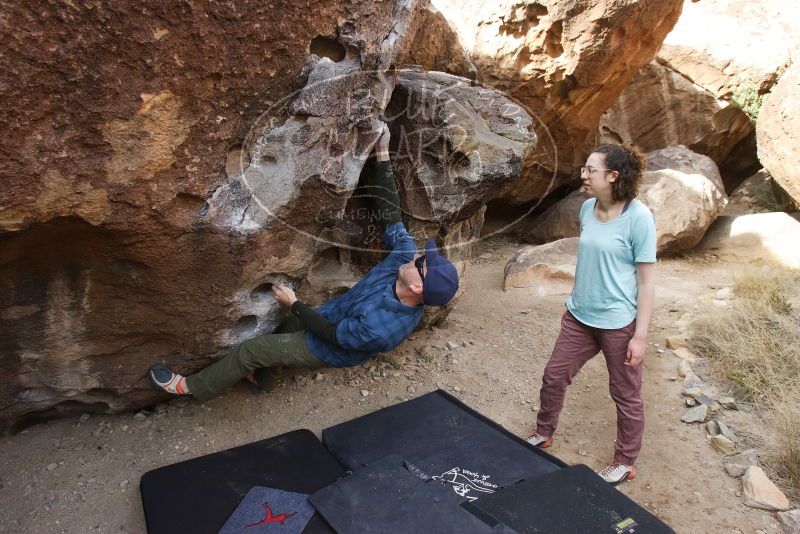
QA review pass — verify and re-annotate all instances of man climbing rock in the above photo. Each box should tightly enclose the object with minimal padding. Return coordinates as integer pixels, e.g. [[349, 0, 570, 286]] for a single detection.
[[149, 123, 459, 401]]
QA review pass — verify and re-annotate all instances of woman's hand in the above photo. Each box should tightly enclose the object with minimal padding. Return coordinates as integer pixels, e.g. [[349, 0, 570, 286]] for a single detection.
[[625, 335, 646, 367], [271, 283, 298, 307]]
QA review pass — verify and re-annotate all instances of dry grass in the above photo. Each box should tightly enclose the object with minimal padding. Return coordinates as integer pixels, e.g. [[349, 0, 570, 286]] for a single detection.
[[690, 268, 800, 499]]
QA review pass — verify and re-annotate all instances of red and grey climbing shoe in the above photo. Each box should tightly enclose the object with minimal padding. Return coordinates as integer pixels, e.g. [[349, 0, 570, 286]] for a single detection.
[[149, 364, 190, 395]]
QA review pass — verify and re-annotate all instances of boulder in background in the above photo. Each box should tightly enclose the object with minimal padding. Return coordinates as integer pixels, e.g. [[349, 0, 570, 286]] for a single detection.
[[407, 0, 683, 204], [757, 62, 800, 209], [598, 61, 755, 192], [522, 146, 728, 254]]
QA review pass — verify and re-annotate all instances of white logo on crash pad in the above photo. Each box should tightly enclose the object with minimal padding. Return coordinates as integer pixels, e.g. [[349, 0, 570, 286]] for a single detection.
[[433, 467, 498, 501]]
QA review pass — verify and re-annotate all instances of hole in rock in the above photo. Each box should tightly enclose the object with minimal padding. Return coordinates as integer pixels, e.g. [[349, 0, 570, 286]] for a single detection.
[[526, 3, 548, 24], [171, 193, 209, 218], [449, 150, 470, 169], [319, 247, 341, 262], [250, 282, 273, 298], [233, 315, 258, 338], [310, 35, 346, 62], [481, 198, 535, 237], [261, 154, 277, 164], [545, 21, 564, 57], [226, 144, 250, 177]]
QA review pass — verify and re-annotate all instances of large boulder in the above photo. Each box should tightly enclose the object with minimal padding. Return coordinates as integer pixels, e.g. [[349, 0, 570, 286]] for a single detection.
[[0, 1, 535, 431], [658, 0, 799, 102], [757, 62, 800, 209], [0, 0, 425, 431], [522, 146, 728, 254], [409, 0, 683, 204], [598, 61, 755, 191]]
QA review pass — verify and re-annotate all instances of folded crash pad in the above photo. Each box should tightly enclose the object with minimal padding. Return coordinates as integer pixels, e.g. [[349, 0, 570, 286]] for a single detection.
[[309, 454, 517, 534], [140, 429, 344, 534], [322, 390, 564, 502], [474, 464, 674, 534]]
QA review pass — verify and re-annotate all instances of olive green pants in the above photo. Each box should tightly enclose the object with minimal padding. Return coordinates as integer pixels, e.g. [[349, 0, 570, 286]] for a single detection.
[[186, 314, 324, 401]]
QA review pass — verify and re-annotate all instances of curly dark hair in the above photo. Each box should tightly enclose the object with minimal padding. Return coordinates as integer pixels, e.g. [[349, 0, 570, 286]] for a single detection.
[[591, 144, 647, 202]]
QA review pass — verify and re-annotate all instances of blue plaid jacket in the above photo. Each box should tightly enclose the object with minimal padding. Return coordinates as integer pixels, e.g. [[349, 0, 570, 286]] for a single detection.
[[305, 221, 424, 367]]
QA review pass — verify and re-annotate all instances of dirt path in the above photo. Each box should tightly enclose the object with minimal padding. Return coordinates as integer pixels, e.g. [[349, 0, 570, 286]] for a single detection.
[[0, 235, 791, 534]]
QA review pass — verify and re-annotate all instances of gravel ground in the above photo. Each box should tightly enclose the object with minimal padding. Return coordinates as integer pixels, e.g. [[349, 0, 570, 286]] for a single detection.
[[0, 233, 793, 534]]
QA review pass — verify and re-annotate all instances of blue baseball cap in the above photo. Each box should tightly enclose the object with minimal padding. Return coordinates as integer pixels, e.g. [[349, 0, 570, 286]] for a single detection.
[[422, 238, 459, 306]]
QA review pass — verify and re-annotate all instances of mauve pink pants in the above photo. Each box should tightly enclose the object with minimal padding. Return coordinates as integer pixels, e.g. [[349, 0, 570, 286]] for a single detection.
[[536, 311, 643, 465]]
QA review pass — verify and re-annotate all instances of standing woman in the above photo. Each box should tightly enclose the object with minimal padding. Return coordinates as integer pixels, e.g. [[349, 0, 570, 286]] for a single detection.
[[526, 144, 656, 485]]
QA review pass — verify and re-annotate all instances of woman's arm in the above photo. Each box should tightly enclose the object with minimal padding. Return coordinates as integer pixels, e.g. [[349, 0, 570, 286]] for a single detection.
[[626, 262, 656, 367]]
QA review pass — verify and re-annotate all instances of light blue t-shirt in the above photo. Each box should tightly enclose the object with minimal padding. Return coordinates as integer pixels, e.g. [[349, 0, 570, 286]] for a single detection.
[[566, 198, 657, 329]]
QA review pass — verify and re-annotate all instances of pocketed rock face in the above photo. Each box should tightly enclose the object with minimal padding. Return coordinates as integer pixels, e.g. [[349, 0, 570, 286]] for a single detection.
[[425, 0, 683, 204], [0, 0, 426, 431], [346, 69, 537, 324], [521, 146, 727, 254], [598, 61, 755, 191], [389, 71, 536, 226], [757, 62, 800, 209]]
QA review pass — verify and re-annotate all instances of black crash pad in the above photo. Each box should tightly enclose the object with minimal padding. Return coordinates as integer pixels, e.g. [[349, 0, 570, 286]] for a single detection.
[[322, 390, 564, 502], [139, 429, 344, 534], [309, 454, 517, 534], [474, 464, 674, 534]]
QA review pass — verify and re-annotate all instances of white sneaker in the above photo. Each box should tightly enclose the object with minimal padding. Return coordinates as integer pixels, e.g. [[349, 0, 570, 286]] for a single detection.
[[525, 433, 553, 448], [597, 462, 636, 485]]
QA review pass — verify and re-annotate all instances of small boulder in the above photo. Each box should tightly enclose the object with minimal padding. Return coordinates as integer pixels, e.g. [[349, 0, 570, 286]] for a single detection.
[[742, 466, 790, 511], [777, 509, 800, 533], [724, 449, 758, 478], [683, 374, 703, 389], [693, 394, 716, 408], [682, 386, 705, 398], [706, 420, 720, 436], [719, 397, 739, 410], [677, 360, 693, 378], [699, 211, 800, 270], [681, 405, 708, 424], [673, 347, 697, 363], [666, 335, 689, 350], [717, 421, 738, 443], [710, 434, 736, 454], [503, 239, 578, 294], [682, 374, 705, 396]]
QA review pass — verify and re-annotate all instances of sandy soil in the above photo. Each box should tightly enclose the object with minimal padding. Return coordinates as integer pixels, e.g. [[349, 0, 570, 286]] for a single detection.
[[0, 217, 795, 533]]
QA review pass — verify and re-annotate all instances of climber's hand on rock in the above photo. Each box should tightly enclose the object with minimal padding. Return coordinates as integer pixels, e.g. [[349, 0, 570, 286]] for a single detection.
[[375, 123, 390, 160], [271, 283, 297, 307]]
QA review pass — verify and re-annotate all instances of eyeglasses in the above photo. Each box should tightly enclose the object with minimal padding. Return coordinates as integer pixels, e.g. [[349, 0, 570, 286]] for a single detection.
[[580, 166, 611, 175], [414, 255, 426, 281]]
